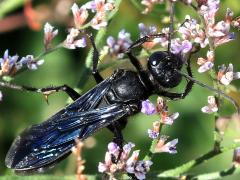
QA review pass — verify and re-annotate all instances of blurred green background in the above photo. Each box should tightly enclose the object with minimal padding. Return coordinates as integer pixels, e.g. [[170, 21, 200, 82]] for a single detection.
[[0, 0, 240, 179]]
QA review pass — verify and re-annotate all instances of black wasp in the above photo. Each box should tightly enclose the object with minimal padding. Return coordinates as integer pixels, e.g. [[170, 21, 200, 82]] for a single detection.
[[5, 19, 239, 174], [5, 32, 194, 172]]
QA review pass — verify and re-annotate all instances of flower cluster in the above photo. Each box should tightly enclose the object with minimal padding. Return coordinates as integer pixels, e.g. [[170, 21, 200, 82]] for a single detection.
[[141, 97, 179, 154], [0, 50, 44, 77], [105, 29, 132, 58], [98, 142, 152, 180], [71, 0, 115, 30], [63, 28, 87, 49]]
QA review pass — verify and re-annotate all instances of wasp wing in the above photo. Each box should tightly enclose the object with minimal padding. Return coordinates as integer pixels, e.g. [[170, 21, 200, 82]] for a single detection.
[[5, 77, 131, 172]]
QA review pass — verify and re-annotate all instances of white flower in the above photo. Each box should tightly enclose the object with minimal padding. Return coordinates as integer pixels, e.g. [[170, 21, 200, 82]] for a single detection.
[[201, 96, 218, 114]]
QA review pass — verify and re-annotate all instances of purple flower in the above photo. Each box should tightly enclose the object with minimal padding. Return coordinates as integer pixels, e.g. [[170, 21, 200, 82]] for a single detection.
[[148, 129, 159, 139], [20, 55, 44, 70], [106, 29, 132, 58], [99, 142, 152, 179], [126, 151, 153, 180], [147, 121, 160, 139], [141, 99, 156, 115], [170, 38, 192, 54], [0, 49, 19, 76], [138, 23, 157, 37]]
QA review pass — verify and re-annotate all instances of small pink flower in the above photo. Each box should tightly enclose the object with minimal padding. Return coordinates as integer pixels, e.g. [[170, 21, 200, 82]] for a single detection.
[[217, 64, 240, 85], [71, 3, 88, 28], [155, 136, 178, 154], [43, 22, 58, 50], [201, 96, 218, 114], [197, 50, 214, 73], [161, 112, 179, 125]]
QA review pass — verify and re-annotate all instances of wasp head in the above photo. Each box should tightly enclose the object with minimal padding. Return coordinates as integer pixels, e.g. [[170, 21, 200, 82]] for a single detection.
[[147, 51, 183, 88]]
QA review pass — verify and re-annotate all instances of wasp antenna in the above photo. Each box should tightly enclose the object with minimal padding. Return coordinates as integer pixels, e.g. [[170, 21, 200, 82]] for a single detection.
[[167, 1, 175, 52], [176, 70, 240, 114]]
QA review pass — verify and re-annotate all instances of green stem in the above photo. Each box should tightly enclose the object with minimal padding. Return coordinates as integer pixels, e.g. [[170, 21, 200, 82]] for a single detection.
[[157, 144, 239, 178], [144, 123, 164, 161], [0, 0, 24, 18], [189, 166, 240, 180]]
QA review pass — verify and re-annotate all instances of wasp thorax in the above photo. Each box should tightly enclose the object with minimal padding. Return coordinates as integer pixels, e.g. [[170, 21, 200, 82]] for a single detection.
[[148, 51, 183, 88]]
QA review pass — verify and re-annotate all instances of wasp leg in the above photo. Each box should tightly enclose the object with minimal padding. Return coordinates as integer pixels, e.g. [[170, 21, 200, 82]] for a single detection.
[[88, 35, 104, 84], [126, 33, 166, 52], [161, 56, 194, 100], [107, 119, 127, 163], [0, 81, 81, 101]]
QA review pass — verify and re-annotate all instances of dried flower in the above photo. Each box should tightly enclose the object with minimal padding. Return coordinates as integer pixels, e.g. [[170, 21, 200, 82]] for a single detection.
[[43, 22, 58, 50], [71, 139, 87, 180], [106, 29, 132, 58], [217, 64, 240, 85], [201, 96, 218, 114], [141, 99, 156, 115], [155, 136, 178, 154], [197, 50, 214, 73], [63, 28, 87, 49]]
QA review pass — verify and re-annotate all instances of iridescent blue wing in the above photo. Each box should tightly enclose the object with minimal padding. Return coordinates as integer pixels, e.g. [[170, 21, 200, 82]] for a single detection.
[[5, 77, 131, 172]]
